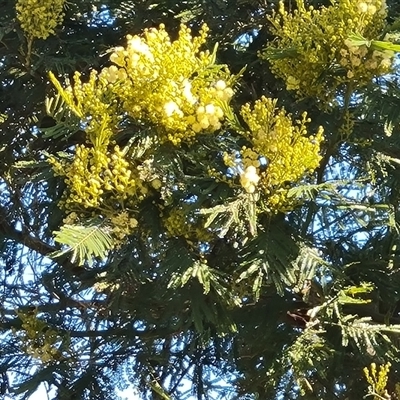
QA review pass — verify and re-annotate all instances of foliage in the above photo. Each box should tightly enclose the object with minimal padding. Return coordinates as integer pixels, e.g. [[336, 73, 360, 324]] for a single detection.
[[46, 23, 323, 259], [262, 0, 392, 106], [2, 0, 400, 399]]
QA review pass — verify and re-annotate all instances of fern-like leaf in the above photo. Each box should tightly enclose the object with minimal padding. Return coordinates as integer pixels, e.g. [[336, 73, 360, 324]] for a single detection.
[[52, 223, 114, 266], [340, 315, 400, 352], [42, 93, 81, 139], [200, 194, 258, 237]]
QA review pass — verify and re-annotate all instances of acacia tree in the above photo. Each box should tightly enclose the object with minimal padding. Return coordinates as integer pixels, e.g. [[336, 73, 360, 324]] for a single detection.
[[1, 0, 400, 399]]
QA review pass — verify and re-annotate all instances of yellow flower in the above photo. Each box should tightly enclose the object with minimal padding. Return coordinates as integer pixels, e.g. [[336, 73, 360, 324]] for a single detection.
[[105, 24, 235, 145], [357, 2, 368, 13], [164, 101, 183, 117], [240, 166, 260, 193], [286, 76, 300, 90], [16, 0, 65, 39], [262, 0, 391, 107], [240, 96, 324, 209]]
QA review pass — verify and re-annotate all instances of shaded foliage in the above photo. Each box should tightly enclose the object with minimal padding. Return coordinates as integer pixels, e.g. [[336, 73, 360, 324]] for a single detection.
[[2, 1, 400, 400]]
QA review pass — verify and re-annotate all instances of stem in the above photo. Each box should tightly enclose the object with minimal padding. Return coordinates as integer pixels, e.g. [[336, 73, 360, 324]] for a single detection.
[[363, 393, 389, 400], [25, 36, 34, 71], [343, 82, 353, 112]]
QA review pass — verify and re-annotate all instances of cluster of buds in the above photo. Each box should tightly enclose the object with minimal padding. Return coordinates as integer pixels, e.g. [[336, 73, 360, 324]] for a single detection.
[[98, 24, 235, 145], [240, 166, 261, 194], [16, 0, 65, 39], [263, 0, 391, 105]]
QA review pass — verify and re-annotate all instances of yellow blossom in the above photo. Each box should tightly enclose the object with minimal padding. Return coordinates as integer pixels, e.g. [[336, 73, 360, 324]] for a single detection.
[[358, 2, 368, 13], [364, 362, 391, 399], [164, 207, 211, 242], [240, 96, 324, 209], [16, 0, 65, 39], [49, 144, 139, 210], [240, 166, 260, 193], [50, 24, 236, 146], [105, 24, 235, 145], [262, 0, 392, 107], [16, 310, 62, 364]]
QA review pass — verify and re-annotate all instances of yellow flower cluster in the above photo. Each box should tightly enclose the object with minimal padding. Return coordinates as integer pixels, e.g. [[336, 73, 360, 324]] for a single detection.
[[222, 148, 263, 194], [240, 166, 260, 194], [16, 0, 65, 40], [109, 211, 138, 241], [263, 0, 391, 104], [16, 311, 61, 363], [364, 362, 391, 399], [239, 97, 323, 208], [164, 208, 211, 242], [49, 70, 118, 148], [47, 24, 238, 245], [48, 70, 145, 228], [49, 145, 138, 209], [99, 24, 234, 145], [339, 42, 393, 80]]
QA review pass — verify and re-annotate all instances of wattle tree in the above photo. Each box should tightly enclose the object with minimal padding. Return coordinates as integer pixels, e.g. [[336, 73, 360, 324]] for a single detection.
[[1, 0, 400, 399]]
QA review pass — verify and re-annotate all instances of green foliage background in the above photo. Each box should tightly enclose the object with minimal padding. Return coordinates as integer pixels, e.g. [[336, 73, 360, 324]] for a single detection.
[[2, 0, 400, 399]]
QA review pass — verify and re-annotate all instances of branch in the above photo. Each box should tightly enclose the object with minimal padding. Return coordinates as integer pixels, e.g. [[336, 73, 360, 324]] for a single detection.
[[0, 204, 83, 272], [0, 204, 56, 257]]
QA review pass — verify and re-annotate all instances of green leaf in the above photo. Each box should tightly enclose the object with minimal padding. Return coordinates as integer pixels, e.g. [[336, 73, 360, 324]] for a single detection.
[[200, 194, 258, 237], [338, 283, 374, 305], [346, 32, 400, 52], [371, 40, 400, 52], [42, 93, 81, 139], [340, 315, 400, 352], [346, 33, 371, 47], [51, 223, 114, 266]]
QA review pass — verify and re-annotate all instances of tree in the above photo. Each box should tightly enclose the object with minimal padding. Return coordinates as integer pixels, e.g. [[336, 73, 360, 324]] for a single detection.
[[1, 0, 400, 399]]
